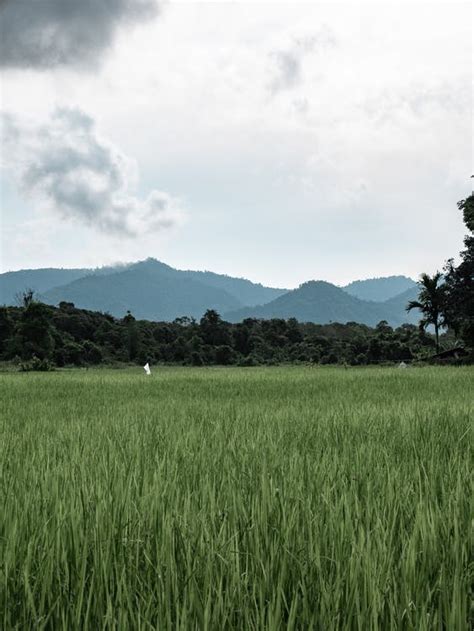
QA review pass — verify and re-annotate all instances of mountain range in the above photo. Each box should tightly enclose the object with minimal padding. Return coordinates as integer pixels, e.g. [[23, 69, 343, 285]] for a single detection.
[[225, 280, 419, 327], [0, 258, 419, 326]]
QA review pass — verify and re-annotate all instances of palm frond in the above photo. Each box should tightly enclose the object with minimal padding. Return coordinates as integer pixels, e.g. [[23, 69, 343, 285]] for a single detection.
[[406, 300, 423, 312]]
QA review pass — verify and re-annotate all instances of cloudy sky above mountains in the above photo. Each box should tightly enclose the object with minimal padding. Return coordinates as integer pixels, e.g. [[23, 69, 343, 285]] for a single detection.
[[0, 0, 471, 287]]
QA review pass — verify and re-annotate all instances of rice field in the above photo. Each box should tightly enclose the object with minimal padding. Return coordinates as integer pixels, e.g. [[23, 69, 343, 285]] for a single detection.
[[0, 366, 472, 630]]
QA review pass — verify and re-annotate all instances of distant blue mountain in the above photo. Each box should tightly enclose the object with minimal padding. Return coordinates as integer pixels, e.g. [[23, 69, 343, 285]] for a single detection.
[[342, 276, 416, 302], [225, 280, 420, 327], [0, 268, 91, 305], [0, 259, 420, 326], [42, 265, 242, 321], [1, 259, 287, 320]]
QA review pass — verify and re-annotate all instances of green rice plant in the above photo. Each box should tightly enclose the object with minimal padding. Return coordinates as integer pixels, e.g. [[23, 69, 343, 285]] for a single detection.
[[0, 366, 472, 629]]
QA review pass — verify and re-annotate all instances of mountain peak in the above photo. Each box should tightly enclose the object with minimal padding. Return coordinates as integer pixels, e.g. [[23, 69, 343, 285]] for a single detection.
[[300, 280, 341, 290], [129, 258, 174, 272]]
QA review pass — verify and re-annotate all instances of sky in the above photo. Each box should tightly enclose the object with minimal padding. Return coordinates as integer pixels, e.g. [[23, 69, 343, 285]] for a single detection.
[[0, 0, 472, 288]]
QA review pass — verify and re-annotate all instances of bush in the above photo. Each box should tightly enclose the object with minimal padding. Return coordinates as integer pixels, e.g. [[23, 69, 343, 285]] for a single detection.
[[83, 341, 103, 365], [19, 356, 54, 372], [62, 341, 86, 365], [190, 351, 204, 366], [238, 354, 262, 367], [214, 345, 235, 365]]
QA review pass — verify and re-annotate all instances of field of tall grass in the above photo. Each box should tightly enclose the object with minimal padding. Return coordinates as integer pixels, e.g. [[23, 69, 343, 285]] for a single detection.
[[0, 366, 472, 630]]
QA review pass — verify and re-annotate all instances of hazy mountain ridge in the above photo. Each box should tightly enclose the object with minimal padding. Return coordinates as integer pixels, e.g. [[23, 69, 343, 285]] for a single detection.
[[224, 280, 418, 327], [342, 275, 416, 302], [125, 259, 287, 307], [0, 268, 91, 305], [382, 286, 420, 313], [0, 259, 420, 326], [0, 263, 134, 305], [180, 269, 287, 307], [0, 259, 283, 316], [41, 266, 243, 321]]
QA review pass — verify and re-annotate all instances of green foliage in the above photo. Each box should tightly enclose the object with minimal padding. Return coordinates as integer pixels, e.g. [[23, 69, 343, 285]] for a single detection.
[[19, 356, 54, 372], [214, 344, 235, 365], [0, 367, 471, 628], [123, 311, 140, 361], [442, 195, 474, 347], [0, 300, 446, 367], [457, 194, 474, 233], [0, 307, 14, 353], [407, 272, 446, 352], [57, 341, 85, 366], [82, 340, 103, 365], [17, 299, 55, 359]]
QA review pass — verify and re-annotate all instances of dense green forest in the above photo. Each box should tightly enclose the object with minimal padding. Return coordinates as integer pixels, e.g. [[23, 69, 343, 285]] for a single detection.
[[0, 299, 449, 369], [1, 194, 472, 369]]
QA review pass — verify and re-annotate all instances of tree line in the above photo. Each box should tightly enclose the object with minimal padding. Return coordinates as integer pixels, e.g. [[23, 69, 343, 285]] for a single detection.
[[0, 298, 449, 369], [0, 194, 472, 369]]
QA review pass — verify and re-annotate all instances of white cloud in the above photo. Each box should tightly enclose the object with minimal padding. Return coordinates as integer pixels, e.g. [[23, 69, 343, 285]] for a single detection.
[[1, 108, 184, 237]]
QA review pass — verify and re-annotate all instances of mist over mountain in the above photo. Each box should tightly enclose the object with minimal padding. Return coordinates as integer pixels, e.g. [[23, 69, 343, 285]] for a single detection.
[[0, 259, 420, 326]]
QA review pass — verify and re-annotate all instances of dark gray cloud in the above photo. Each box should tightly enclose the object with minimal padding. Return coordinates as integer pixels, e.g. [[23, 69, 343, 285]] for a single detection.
[[0, 0, 160, 70], [1, 108, 182, 236]]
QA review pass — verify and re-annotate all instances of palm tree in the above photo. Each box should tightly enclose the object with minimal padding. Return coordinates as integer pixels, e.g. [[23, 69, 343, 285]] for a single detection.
[[407, 272, 446, 353]]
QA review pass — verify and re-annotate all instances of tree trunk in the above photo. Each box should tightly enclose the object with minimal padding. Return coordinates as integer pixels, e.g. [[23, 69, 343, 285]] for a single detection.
[[435, 323, 439, 354]]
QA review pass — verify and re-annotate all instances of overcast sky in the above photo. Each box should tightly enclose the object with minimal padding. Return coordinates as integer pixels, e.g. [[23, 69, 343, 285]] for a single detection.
[[0, 0, 471, 287]]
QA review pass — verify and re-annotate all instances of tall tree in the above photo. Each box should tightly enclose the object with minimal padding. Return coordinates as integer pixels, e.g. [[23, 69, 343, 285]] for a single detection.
[[407, 272, 446, 353], [18, 299, 54, 359], [199, 310, 231, 346], [443, 194, 474, 347], [123, 311, 140, 361]]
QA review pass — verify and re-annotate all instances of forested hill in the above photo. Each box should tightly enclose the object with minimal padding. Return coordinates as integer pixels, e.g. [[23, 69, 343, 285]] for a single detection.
[[41, 267, 243, 322], [225, 281, 419, 327]]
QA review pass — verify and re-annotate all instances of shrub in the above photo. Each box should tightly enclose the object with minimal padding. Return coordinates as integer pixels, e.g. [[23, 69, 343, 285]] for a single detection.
[[19, 356, 54, 372]]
